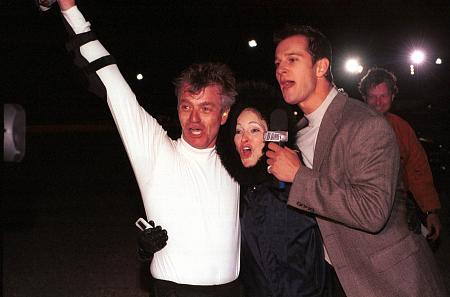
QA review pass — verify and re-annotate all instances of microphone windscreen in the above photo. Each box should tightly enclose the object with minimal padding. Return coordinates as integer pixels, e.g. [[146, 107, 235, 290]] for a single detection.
[[270, 108, 288, 131]]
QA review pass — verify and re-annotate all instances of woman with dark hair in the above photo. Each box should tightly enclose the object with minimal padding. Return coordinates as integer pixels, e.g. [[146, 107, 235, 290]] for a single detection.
[[216, 81, 327, 297]]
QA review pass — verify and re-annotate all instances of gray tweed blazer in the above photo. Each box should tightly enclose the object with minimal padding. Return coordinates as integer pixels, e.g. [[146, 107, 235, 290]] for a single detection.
[[288, 91, 446, 297]]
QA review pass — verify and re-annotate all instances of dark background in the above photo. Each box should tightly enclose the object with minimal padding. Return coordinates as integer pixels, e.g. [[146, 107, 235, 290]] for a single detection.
[[3, 0, 450, 145], [3, 1, 450, 296]]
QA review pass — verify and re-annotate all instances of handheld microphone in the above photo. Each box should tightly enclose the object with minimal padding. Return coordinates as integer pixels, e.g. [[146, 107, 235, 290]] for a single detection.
[[264, 108, 289, 189], [264, 108, 289, 145]]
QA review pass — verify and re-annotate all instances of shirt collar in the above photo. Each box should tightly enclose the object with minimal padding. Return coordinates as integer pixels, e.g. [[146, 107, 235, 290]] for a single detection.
[[180, 137, 216, 157], [304, 87, 338, 127]]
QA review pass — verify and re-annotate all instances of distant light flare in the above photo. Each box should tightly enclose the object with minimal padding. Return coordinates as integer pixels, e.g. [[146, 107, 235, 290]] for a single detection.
[[410, 50, 425, 64], [248, 40, 257, 48], [345, 58, 363, 74], [136, 73, 143, 80]]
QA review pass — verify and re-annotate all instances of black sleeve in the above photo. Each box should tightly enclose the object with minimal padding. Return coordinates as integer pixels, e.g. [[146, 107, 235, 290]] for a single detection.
[[61, 16, 115, 99]]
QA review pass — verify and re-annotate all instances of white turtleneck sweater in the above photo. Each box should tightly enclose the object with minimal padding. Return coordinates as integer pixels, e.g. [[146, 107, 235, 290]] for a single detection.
[[62, 6, 240, 285]]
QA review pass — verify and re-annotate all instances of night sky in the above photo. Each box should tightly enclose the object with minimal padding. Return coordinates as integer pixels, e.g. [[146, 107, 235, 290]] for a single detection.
[[4, 0, 450, 146]]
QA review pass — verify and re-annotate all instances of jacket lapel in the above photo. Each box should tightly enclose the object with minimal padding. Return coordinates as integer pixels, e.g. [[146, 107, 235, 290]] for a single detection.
[[293, 117, 309, 150], [313, 91, 347, 171]]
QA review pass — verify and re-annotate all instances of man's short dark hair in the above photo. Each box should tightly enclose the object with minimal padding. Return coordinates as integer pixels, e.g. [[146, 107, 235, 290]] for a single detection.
[[358, 67, 399, 99], [273, 24, 333, 83], [173, 62, 237, 111]]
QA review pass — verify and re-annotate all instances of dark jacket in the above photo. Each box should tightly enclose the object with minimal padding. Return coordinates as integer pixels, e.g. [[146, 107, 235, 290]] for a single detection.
[[239, 177, 327, 297]]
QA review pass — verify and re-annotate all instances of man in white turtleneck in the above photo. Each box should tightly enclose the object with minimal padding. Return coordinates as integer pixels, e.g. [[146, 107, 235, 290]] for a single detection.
[[56, 1, 240, 296]]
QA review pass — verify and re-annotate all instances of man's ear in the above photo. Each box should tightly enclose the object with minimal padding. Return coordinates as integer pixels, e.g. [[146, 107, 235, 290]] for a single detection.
[[315, 58, 330, 78], [221, 108, 230, 125]]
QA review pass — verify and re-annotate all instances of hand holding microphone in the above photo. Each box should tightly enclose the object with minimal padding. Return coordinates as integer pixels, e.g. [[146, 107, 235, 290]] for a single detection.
[[266, 143, 301, 183]]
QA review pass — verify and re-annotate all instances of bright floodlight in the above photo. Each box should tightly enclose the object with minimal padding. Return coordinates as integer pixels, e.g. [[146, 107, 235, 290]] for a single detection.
[[410, 50, 425, 64], [136, 73, 143, 80], [248, 39, 257, 48], [345, 58, 363, 74], [436, 58, 442, 64]]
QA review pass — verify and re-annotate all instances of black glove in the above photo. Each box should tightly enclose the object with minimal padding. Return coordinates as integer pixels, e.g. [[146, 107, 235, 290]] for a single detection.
[[137, 220, 168, 262]]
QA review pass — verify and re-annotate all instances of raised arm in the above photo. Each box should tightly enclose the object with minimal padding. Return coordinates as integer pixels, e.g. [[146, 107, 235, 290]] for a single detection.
[[55, 0, 171, 192]]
